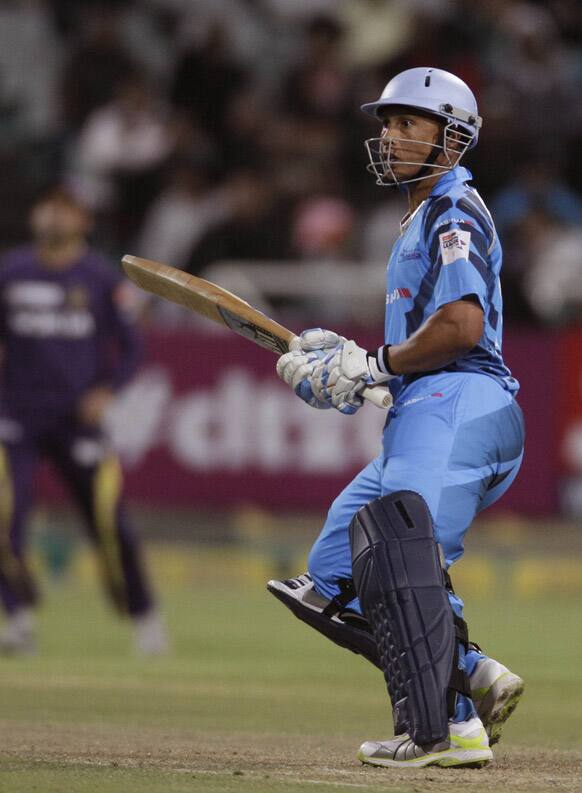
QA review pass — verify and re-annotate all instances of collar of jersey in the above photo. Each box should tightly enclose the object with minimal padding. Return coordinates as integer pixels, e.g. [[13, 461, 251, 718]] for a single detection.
[[400, 166, 473, 233], [400, 201, 425, 233], [429, 165, 473, 197]]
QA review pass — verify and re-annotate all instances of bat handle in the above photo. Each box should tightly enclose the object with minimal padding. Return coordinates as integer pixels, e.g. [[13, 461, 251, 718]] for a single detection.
[[288, 335, 392, 409], [362, 385, 393, 410]]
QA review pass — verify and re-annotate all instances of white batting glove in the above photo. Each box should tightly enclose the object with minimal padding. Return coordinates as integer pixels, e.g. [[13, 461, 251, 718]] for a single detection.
[[295, 328, 344, 353], [276, 328, 344, 409], [312, 340, 395, 415]]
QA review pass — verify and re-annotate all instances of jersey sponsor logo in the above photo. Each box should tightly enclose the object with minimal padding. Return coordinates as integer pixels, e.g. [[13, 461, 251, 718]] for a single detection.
[[400, 249, 422, 262], [6, 281, 64, 307], [386, 287, 412, 305], [6, 278, 96, 338], [8, 309, 95, 338], [401, 391, 445, 407], [439, 228, 471, 265], [435, 217, 473, 230]]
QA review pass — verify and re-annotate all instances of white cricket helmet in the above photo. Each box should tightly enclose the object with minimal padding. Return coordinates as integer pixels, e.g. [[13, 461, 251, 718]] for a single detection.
[[361, 67, 482, 187]]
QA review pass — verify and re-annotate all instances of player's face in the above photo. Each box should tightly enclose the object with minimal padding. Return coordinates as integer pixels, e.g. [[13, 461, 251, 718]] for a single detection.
[[30, 198, 90, 245], [379, 112, 443, 179]]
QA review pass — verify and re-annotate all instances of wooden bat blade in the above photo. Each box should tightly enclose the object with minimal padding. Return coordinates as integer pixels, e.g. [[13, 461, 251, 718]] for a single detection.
[[122, 255, 393, 409], [122, 254, 223, 321], [122, 255, 294, 354]]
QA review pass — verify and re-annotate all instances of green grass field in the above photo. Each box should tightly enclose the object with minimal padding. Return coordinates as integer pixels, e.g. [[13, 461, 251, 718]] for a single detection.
[[0, 542, 581, 793]]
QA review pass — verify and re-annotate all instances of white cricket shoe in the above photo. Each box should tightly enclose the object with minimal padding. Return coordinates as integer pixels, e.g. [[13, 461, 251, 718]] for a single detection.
[[470, 657, 524, 746], [358, 716, 492, 769], [132, 610, 169, 656], [0, 608, 36, 655]]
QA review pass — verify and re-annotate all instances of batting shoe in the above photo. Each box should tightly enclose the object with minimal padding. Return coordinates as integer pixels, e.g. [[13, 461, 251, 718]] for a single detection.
[[0, 608, 36, 655], [268, 572, 315, 599], [266, 572, 367, 630], [266, 572, 379, 665], [358, 716, 492, 769], [132, 610, 169, 656], [470, 656, 524, 746], [267, 572, 369, 632]]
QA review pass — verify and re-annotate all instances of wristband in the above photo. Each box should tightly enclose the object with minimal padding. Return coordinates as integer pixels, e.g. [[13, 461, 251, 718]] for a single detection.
[[378, 344, 396, 376], [366, 345, 395, 382]]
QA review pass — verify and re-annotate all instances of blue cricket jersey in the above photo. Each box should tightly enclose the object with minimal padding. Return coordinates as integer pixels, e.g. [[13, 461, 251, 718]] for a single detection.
[[385, 165, 519, 396]]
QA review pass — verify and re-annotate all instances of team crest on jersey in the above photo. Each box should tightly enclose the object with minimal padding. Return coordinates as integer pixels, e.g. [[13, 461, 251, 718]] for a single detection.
[[439, 229, 471, 265]]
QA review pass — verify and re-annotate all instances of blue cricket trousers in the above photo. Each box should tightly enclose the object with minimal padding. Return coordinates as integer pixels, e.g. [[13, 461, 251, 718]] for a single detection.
[[308, 371, 524, 681]]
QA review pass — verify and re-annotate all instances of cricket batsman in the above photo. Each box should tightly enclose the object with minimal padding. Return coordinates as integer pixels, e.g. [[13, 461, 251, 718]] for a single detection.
[[0, 189, 167, 655], [271, 67, 525, 768]]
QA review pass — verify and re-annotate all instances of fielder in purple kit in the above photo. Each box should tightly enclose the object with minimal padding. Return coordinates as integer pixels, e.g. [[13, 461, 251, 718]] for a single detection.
[[0, 189, 167, 655]]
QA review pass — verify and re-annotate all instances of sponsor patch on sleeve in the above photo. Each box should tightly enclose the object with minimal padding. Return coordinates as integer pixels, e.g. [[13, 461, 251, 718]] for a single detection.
[[439, 228, 471, 265]]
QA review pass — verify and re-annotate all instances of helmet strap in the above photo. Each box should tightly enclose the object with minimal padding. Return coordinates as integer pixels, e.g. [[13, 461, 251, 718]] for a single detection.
[[409, 127, 445, 183]]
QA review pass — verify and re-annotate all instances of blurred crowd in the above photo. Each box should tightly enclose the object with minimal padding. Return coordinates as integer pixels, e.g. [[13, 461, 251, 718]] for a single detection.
[[2, 0, 582, 326]]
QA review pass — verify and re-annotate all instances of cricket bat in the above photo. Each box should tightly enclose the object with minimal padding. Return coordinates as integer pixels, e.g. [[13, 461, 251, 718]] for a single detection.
[[121, 255, 392, 409]]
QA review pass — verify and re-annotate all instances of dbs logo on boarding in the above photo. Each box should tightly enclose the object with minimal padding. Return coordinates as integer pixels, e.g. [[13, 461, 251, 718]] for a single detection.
[[106, 367, 385, 473], [386, 287, 412, 305]]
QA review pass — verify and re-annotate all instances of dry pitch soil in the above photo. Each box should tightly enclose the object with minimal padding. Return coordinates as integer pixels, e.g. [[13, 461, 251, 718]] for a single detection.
[[0, 722, 580, 793]]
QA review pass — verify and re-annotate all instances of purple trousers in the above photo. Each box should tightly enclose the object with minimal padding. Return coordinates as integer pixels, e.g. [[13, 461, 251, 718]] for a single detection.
[[0, 408, 154, 617]]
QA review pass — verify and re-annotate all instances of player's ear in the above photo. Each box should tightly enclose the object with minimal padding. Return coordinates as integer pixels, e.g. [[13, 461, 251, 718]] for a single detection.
[[447, 127, 462, 150], [443, 126, 465, 165]]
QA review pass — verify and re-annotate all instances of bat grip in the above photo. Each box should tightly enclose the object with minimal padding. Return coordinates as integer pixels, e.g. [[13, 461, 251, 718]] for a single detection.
[[288, 334, 391, 409], [362, 385, 393, 410]]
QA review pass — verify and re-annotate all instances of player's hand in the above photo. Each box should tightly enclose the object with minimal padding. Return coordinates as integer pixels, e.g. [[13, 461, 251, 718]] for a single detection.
[[295, 328, 344, 353], [277, 348, 332, 408], [77, 385, 115, 426], [276, 328, 344, 409], [312, 340, 395, 415]]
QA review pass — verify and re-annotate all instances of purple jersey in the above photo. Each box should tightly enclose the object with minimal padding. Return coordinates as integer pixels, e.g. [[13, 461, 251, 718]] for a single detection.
[[0, 246, 142, 417]]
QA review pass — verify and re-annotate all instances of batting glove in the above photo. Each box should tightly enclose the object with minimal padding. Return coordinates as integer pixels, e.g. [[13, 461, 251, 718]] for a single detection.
[[312, 340, 396, 415], [276, 328, 344, 409], [296, 328, 345, 353]]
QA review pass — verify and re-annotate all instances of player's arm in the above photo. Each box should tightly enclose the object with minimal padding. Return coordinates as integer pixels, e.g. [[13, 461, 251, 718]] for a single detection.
[[105, 280, 144, 390], [78, 280, 143, 426], [302, 300, 483, 415], [377, 296, 484, 375], [78, 384, 115, 426], [382, 200, 492, 376], [284, 205, 492, 412], [285, 297, 484, 415]]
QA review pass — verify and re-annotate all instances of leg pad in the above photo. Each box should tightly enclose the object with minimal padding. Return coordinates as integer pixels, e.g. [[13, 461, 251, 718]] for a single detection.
[[350, 491, 456, 745]]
